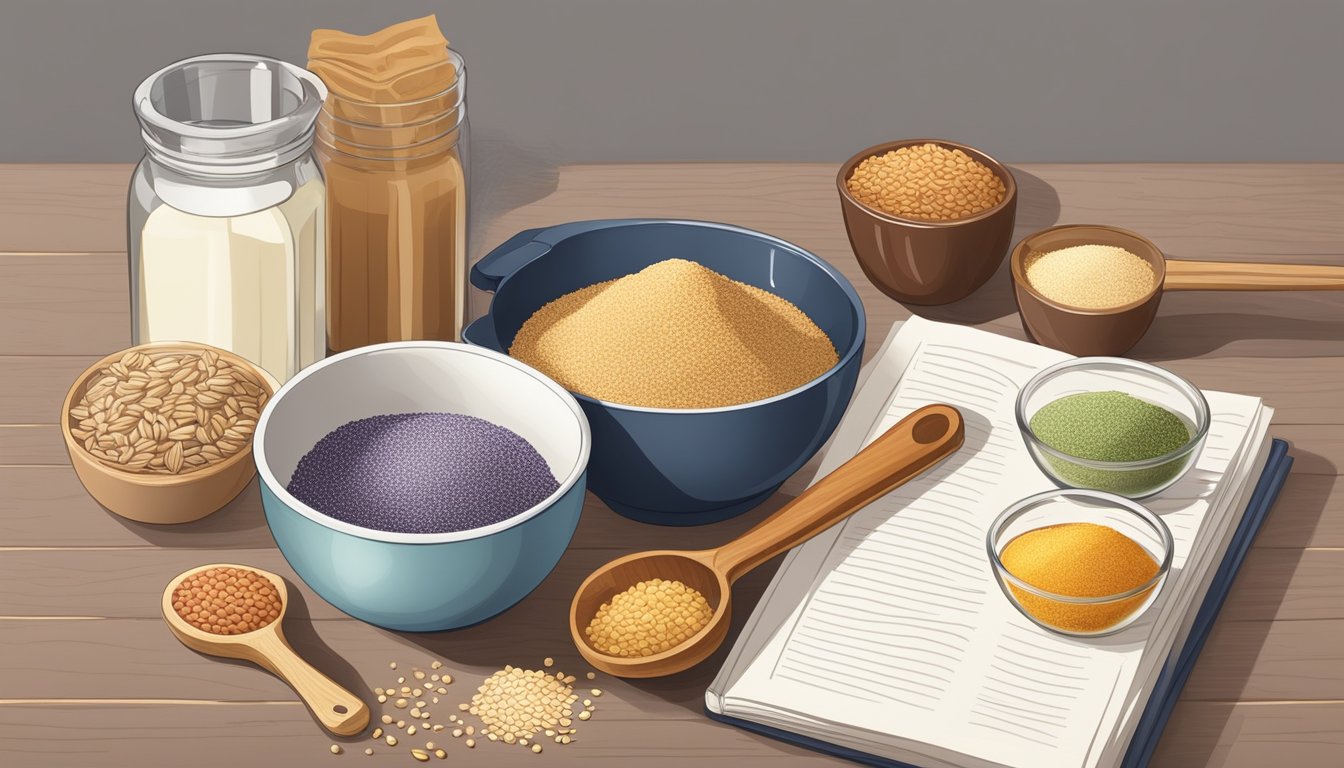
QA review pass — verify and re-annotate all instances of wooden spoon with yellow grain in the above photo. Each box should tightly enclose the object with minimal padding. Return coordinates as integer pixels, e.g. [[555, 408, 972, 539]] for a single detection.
[[570, 404, 964, 678], [162, 563, 370, 735]]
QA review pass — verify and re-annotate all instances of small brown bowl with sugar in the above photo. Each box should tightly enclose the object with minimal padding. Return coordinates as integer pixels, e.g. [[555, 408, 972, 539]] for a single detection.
[[837, 138, 1018, 306], [1009, 224, 1167, 357], [60, 341, 276, 524], [1011, 223, 1344, 356]]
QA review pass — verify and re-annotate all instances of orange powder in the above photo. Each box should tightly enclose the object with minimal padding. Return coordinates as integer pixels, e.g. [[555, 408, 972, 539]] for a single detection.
[[1000, 522, 1159, 633]]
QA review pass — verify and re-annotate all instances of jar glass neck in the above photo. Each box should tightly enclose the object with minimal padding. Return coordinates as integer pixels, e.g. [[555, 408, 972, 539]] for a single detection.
[[315, 51, 466, 160], [140, 153, 319, 218], [318, 50, 466, 129], [134, 54, 326, 176]]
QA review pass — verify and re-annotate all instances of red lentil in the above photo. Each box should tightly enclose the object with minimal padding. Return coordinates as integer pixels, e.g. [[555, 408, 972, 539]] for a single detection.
[[172, 566, 282, 635]]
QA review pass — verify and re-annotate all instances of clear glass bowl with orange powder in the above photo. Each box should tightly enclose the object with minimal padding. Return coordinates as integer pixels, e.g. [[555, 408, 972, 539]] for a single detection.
[[986, 489, 1173, 637]]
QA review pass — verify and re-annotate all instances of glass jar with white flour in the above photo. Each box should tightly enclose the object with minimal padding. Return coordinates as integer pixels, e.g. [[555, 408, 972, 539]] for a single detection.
[[129, 54, 327, 383]]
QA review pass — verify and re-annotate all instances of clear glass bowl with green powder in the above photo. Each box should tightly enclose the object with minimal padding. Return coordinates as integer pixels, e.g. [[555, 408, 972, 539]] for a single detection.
[[1016, 358, 1210, 499], [987, 489, 1174, 637]]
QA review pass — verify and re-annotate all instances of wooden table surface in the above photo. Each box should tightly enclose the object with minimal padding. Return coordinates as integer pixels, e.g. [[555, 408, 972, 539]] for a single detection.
[[1, 162, 1341, 767]]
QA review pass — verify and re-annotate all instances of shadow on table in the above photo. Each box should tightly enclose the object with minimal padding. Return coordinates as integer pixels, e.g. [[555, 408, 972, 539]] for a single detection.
[[105, 478, 275, 549], [1134, 308, 1344, 361], [905, 167, 1062, 327], [1153, 446, 1333, 767], [466, 135, 562, 321], [273, 584, 376, 745]]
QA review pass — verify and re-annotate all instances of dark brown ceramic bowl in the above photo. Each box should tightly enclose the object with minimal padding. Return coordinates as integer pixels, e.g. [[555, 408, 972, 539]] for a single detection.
[[1010, 224, 1166, 356], [836, 139, 1018, 306]]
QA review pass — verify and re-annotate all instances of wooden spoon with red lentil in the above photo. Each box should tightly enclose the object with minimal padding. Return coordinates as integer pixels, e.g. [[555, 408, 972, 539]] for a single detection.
[[161, 563, 370, 735]]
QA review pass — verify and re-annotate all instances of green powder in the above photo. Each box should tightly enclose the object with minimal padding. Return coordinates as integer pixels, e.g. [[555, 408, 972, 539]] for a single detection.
[[1029, 391, 1192, 497]]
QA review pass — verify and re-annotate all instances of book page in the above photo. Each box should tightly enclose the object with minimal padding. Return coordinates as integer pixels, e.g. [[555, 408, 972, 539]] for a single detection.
[[711, 317, 1263, 768], [1099, 413, 1271, 766]]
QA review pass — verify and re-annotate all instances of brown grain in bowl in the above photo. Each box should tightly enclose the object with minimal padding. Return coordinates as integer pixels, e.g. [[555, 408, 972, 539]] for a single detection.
[[846, 142, 1006, 221], [67, 347, 269, 475]]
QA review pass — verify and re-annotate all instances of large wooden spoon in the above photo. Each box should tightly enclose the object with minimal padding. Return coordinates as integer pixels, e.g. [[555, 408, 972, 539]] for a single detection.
[[570, 404, 964, 678], [162, 564, 370, 735]]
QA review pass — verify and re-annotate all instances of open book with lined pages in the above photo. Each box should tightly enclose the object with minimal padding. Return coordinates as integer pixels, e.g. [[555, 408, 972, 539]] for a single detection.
[[706, 316, 1278, 768]]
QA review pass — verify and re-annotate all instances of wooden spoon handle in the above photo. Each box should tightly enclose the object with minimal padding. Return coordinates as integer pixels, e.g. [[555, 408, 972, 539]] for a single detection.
[[1164, 259, 1344, 291], [711, 404, 964, 582], [251, 630, 370, 736]]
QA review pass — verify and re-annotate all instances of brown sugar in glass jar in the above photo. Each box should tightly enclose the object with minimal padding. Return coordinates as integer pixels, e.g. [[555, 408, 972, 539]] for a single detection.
[[313, 50, 468, 351]]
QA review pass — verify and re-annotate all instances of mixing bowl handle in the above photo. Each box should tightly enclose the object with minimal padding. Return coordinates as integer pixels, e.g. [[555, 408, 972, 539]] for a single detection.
[[472, 219, 688, 292], [460, 317, 502, 351], [471, 228, 550, 292]]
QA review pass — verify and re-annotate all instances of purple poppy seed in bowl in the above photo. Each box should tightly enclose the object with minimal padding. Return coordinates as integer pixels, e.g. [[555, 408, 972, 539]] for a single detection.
[[286, 412, 560, 534]]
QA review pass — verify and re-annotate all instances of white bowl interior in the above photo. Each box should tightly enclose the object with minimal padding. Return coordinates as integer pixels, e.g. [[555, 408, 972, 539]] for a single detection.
[[257, 344, 586, 533]]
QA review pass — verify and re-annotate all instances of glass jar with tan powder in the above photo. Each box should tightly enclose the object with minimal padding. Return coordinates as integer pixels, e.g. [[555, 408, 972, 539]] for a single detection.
[[311, 21, 469, 351]]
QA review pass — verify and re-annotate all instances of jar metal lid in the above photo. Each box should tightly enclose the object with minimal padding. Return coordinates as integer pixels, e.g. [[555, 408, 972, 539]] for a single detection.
[[134, 54, 327, 175]]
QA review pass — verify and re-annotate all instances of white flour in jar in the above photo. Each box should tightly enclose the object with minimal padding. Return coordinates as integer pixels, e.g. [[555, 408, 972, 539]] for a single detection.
[[136, 178, 325, 382]]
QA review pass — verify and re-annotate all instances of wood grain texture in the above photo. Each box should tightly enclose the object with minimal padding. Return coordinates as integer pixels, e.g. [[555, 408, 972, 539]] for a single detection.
[[0, 614, 1334, 705], [0, 425, 66, 464], [0, 356, 102, 423], [0, 253, 129, 355], [1, 162, 1342, 766], [0, 701, 802, 768], [1183, 619, 1344, 701], [0, 701, 1337, 768], [0, 466, 807, 550], [2, 460, 1339, 551], [1150, 701, 1344, 767], [2, 544, 1340, 623], [0, 165, 130, 253]]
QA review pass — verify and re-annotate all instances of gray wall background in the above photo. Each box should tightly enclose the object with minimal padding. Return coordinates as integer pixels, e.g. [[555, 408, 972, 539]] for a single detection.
[[3, 0, 1342, 164]]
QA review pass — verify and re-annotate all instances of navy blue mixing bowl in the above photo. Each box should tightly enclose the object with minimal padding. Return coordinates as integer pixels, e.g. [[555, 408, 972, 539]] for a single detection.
[[464, 219, 865, 525]]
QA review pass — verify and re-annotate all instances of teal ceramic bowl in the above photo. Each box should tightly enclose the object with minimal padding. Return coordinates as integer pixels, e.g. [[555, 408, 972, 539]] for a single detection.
[[253, 342, 591, 632]]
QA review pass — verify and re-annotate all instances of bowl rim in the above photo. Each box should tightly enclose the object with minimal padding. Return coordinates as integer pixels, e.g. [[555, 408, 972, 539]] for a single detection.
[[1009, 223, 1167, 315], [252, 341, 592, 545], [485, 218, 868, 415], [1015, 356, 1212, 471], [835, 137, 1018, 228], [60, 341, 274, 487], [986, 488, 1175, 606]]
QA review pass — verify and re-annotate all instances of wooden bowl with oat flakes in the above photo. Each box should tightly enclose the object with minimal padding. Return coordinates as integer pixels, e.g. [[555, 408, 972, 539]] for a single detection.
[[60, 341, 276, 524]]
